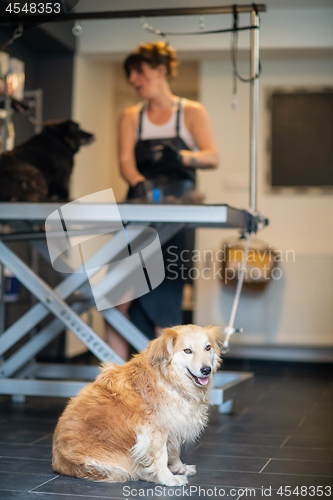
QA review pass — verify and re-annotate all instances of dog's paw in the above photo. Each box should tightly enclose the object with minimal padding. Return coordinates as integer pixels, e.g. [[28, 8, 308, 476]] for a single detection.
[[183, 465, 196, 476], [159, 473, 188, 487], [169, 464, 196, 476]]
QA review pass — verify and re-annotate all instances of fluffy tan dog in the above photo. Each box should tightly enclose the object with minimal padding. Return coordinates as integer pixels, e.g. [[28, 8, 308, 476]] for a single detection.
[[52, 324, 221, 486]]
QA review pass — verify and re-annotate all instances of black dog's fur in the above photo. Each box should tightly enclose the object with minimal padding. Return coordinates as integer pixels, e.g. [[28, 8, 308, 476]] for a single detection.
[[0, 120, 94, 202]]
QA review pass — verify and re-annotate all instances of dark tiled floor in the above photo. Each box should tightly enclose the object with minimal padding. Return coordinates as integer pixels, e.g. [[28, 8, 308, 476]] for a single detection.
[[0, 372, 333, 500]]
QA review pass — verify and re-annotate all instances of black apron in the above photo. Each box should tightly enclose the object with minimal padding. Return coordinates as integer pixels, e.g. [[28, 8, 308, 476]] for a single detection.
[[127, 99, 195, 339], [127, 98, 196, 200]]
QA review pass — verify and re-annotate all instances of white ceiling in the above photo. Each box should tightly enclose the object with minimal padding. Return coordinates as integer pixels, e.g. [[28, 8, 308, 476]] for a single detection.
[[73, 0, 333, 13]]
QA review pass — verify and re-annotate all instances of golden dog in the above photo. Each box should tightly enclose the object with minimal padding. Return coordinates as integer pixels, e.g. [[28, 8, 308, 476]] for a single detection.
[[52, 324, 221, 486]]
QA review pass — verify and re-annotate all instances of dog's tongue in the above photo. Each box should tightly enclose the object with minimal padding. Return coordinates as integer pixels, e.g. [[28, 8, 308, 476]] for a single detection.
[[198, 377, 209, 386]]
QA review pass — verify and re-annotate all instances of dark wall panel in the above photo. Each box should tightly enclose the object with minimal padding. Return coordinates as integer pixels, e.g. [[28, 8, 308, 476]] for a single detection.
[[271, 92, 333, 188], [0, 24, 75, 143], [36, 53, 73, 122]]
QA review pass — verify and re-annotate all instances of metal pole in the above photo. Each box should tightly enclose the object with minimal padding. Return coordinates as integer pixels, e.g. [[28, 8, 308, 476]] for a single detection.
[[0, 4, 266, 25], [0, 262, 5, 335], [249, 8, 260, 212]]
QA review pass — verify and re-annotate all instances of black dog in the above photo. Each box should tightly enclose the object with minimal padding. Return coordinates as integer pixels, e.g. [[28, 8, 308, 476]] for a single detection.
[[0, 120, 95, 202]]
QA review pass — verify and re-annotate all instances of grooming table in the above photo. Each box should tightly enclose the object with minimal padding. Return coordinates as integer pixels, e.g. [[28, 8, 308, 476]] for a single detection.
[[0, 202, 259, 410]]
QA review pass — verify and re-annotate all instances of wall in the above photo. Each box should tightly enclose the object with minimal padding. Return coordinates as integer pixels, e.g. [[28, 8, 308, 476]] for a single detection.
[[71, 5, 333, 357], [71, 56, 116, 199], [195, 56, 333, 352]]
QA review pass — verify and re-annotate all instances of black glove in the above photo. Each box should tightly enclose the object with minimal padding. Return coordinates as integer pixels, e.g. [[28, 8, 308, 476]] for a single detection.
[[152, 141, 183, 164], [131, 180, 153, 199]]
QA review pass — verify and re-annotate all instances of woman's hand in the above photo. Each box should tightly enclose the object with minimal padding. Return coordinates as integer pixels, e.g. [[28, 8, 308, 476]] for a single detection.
[[159, 141, 183, 164], [179, 150, 218, 169], [131, 180, 153, 199]]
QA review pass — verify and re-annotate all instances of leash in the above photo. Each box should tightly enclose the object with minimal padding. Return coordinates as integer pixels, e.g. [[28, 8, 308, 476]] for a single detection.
[[220, 232, 252, 354]]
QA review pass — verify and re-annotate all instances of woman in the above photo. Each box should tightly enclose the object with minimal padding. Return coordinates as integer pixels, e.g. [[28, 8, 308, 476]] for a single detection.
[[105, 41, 218, 359]]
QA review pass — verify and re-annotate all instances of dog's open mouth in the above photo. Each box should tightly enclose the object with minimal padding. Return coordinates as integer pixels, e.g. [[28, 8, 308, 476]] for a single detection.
[[187, 368, 210, 387]]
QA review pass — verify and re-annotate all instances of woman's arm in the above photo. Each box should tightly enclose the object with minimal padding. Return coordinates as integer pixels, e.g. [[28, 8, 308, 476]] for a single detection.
[[118, 107, 146, 187], [180, 101, 219, 169]]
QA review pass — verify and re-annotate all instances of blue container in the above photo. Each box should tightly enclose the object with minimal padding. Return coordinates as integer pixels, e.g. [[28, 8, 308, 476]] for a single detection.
[[4, 268, 21, 302], [152, 188, 161, 204]]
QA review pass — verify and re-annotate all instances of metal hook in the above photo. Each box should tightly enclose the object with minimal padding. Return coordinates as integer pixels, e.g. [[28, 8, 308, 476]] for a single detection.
[[140, 16, 169, 44], [1, 23, 23, 51], [199, 16, 205, 30], [72, 21, 82, 36], [13, 24, 24, 40], [140, 16, 149, 31]]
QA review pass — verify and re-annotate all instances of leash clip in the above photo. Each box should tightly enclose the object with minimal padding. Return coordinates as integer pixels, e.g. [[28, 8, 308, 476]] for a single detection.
[[221, 326, 243, 354]]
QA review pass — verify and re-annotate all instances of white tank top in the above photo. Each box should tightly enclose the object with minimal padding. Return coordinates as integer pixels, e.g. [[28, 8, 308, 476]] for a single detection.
[[138, 98, 198, 151]]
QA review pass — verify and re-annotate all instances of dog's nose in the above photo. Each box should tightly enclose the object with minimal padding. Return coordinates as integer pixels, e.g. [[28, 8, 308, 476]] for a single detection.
[[200, 366, 211, 376]]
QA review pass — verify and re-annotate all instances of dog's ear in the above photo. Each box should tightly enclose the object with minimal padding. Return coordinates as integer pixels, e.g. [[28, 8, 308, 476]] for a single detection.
[[147, 328, 178, 366]]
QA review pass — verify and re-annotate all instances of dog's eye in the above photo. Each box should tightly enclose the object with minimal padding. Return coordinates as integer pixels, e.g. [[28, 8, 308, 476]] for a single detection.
[[205, 345, 211, 351], [184, 348, 192, 354]]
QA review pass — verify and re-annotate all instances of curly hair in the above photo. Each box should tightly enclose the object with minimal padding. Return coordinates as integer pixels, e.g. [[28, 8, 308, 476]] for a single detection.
[[123, 41, 178, 80]]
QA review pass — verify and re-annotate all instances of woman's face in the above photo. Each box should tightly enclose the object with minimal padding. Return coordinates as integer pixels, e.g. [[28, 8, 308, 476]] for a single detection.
[[128, 62, 166, 99]]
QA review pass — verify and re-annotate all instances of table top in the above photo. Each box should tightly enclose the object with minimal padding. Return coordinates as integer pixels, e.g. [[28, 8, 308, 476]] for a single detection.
[[0, 202, 249, 229]]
